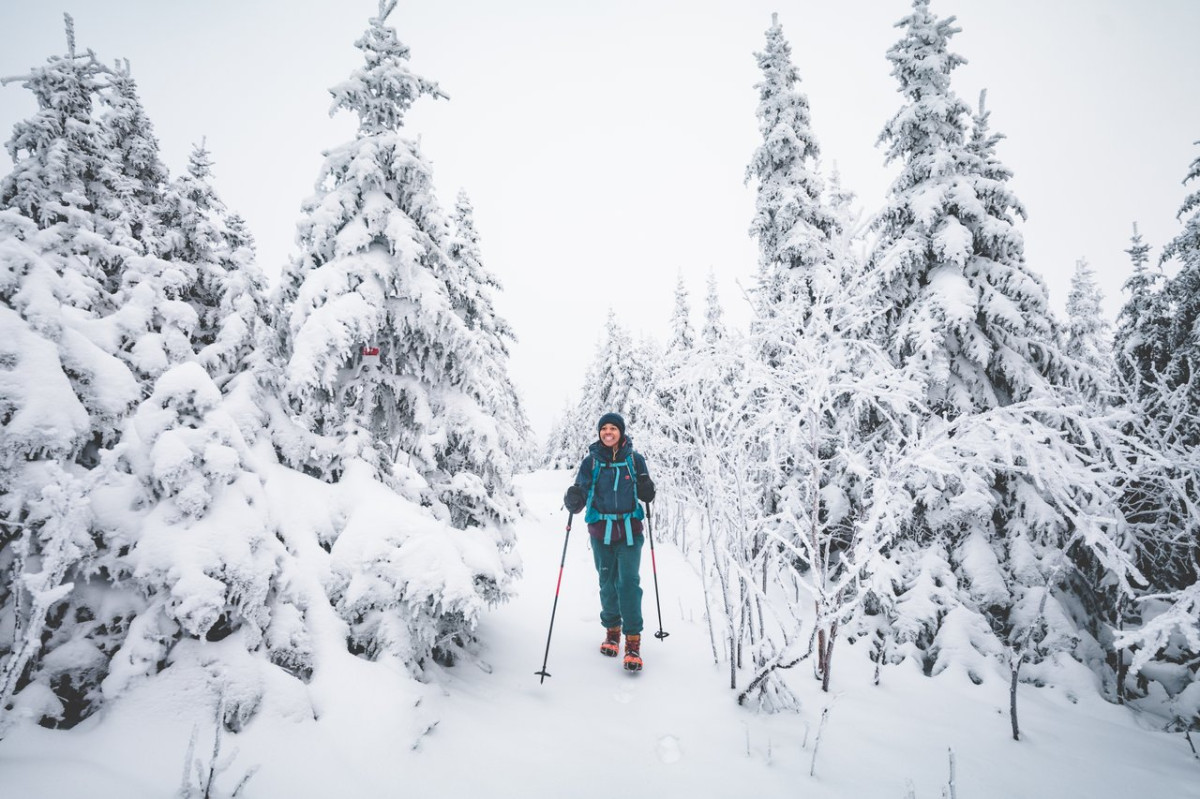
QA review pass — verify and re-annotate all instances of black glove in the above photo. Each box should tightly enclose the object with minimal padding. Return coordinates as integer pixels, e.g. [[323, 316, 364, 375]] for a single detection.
[[637, 474, 656, 503], [564, 484, 585, 513]]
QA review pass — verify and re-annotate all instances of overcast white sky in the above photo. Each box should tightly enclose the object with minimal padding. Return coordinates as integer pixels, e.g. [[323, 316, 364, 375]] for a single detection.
[[2, 0, 1199, 439]]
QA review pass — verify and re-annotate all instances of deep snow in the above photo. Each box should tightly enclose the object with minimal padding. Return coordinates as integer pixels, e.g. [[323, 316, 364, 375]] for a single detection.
[[0, 469, 1196, 798]]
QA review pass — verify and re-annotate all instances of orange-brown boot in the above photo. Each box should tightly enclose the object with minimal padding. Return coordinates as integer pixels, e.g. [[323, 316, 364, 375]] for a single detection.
[[600, 626, 621, 657], [623, 634, 642, 671]]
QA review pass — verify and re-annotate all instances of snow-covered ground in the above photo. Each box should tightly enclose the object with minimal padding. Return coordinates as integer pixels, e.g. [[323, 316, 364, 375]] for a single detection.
[[0, 469, 1196, 798]]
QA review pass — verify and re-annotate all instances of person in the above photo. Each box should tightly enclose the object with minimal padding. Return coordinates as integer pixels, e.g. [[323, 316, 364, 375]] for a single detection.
[[563, 412, 655, 671]]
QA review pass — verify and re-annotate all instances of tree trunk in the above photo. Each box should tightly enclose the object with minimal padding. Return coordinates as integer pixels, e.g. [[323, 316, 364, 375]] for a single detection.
[[821, 619, 839, 693], [698, 511, 719, 663], [1010, 655, 1022, 741], [816, 609, 827, 679]]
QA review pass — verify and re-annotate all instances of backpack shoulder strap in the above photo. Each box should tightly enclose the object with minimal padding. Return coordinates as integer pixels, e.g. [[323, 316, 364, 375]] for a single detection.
[[586, 457, 601, 509]]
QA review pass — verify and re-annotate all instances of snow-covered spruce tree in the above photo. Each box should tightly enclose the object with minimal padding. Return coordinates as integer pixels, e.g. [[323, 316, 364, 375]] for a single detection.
[[99, 58, 170, 255], [153, 142, 270, 386], [744, 13, 890, 700], [107, 143, 233, 386], [90, 362, 285, 713], [701, 269, 728, 346], [745, 13, 839, 319], [1063, 258, 1112, 380], [1113, 224, 1170, 397], [541, 404, 582, 470], [0, 15, 139, 313], [284, 3, 472, 497], [1114, 144, 1200, 721], [868, 0, 1135, 689], [542, 354, 602, 469], [642, 274, 695, 449], [873, 27, 1057, 413], [0, 18, 152, 731], [667, 273, 697, 354], [93, 141, 290, 720], [565, 310, 640, 447], [277, 1, 520, 667], [635, 275, 696, 556], [445, 190, 533, 477], [1111, 221, 1193, 595], [1158, 143, 1200, 450]]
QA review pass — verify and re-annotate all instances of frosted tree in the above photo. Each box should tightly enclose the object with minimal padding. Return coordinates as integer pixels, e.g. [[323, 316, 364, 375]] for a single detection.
[[444, 190, 533, 476], [745, 13, 838, 315], [642, 275, 696, 486], [1112, 223, 1188, 609], [1114, 145, 1200, 715], [150, 142, 268, 384], [542, 404, 582, 470], [1063, 258, 1113, 392], [543, 353, 603, 469], [701, 270, 727, 346], [99, 59, 169, 255], [1158, 143, 1200, 448], [667, 273, 696, 353], [740, 271, 926, 703], [742, 12, 897, 699], [576, 310, 637, 431], [650, 305, 754, 686], [0, 464, 93, 733], [0, 18, 203, 730], [92, 144, 273, 712], [280, 1, 497, 511], [874, 14, 1056, 415], [868, 0, 1134, 687], [108, 143, 230, 384], [821, 165, 867, 298], [1113, 224, 1169, 396], [275, 2, 521, 667], [0, 15, 132, 312], [92, 364, 284, 702], [198, 211, 271, 387]]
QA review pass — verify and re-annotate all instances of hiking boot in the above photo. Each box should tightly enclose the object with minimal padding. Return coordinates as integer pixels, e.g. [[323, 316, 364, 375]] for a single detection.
[[600, 626, 621, 657], [623, 634, 642, 671]]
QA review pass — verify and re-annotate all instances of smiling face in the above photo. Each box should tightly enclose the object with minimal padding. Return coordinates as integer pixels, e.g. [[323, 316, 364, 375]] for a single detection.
[[598, 423, 621, 449]]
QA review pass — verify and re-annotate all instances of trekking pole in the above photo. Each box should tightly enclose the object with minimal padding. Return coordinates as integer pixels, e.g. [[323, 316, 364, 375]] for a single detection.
[[536, 511, 574, 683], [646, 504, 670, 640]]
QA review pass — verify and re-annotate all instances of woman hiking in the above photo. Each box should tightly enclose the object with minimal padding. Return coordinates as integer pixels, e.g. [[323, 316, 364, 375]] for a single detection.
[[563, 412, 655, 671]]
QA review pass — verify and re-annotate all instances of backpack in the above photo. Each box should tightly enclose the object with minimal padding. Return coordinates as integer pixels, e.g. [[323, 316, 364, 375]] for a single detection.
[[585, 452, 645, 546]]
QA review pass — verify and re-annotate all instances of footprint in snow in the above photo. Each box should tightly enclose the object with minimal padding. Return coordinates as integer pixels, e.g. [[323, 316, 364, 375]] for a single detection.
[[612, 686, 634, 704], [656, 735, 682, 764]]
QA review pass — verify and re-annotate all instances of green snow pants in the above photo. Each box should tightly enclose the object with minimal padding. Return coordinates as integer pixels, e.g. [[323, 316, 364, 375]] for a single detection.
[[590, 533, 644, 635]]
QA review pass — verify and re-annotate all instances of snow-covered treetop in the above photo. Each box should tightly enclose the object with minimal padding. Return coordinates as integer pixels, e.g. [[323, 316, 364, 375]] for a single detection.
[[746, 13, 837, 294], [667, 274, 695, 353], [1, 19, 116, 228], [329, 0, 447, 136], [1064, 258, 1111, 375], [702, 270, 726, 345], [879, 0, 970, 179], [1161, 142, 1200, 267]]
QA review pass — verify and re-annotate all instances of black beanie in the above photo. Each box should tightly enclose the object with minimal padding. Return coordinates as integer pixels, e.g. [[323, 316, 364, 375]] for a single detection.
[[597, 412, 626, 437]]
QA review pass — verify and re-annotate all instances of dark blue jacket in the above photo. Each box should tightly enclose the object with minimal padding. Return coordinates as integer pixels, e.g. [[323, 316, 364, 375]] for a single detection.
[[574, 437, 651, 543]]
